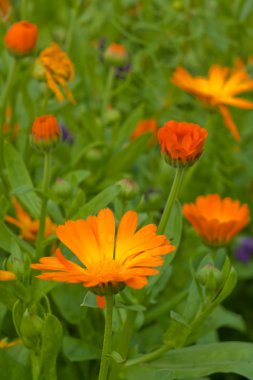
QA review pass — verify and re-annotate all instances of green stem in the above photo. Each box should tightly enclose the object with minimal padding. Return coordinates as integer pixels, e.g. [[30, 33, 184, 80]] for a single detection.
[[158, 168, 184, 235], [65, 7, 77, 52], [31, 351, 40, 380], [98, 292, 114, 380], [125, 343, 171, 367], [101, 66, 115, 125], [109, 310, 136, 380], [35, 152, 51, 259]]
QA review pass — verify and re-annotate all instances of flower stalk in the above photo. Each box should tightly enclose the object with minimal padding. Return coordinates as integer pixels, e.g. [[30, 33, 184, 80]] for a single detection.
[[98, 290, 114, 380], [101, 66, 115, 125], [158, 167, 184, 234], [35, 151, 51, 259]]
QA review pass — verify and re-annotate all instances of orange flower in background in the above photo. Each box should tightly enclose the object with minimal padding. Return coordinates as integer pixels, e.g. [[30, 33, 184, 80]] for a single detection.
[[1, 107, 19, 140], [157, 120, 208, 167], [34, 43, 76, 104], [31, 114, 61, 151], [104, 43, 128, 65], [31, 208, 175, 292], [130, 119, 158, 144], [4, 20, 38, 55], [0, 0, 11, 22], [183, 194, 250, 245], [172, 62, 253, 141], [0, 270, 16, 281], [5, 199, 56, 241], [0, 338, 21, 349]]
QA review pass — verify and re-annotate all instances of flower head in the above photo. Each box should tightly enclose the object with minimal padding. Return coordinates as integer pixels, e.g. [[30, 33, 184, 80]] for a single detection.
[[5, 198, 56, 241], [183, 194, 250, 245], [4, 20, 38, 55], [104, 43, 128, 66], [172, 62, 253, 141], [31, 115, 61, 152], [130, 119, 158, 145], [0, 270, 16, 281], [34, 43, 76, 104], [31, 208, 175, 293], [157, 120, 208, 167]]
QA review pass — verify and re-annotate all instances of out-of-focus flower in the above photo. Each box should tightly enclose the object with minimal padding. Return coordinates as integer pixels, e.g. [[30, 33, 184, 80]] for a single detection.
[[0, 338, 21, 348], [5, 198, 56, 241], [31, 115, 61, 152], [1, 107, 19, 140], [234, 237, 253, 263], [34, 43, 76, 104], [183, 194, 250, 246], [114, 63, 132, 79], [0, 0, 11, 22], [31, 208, 175, 294], [4, 20, 38, 55], [172, 62, 253, 141], [130, 119, 158, 144], [60, 124, 74, 144], [0, 270, 16, 281], [157, 120, 208, 167], [104, 43, 128, 66], [118, 178, 139, 200]]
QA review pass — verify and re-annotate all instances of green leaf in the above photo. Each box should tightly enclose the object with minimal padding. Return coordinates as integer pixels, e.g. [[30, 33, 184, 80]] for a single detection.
[[81, 291, 98, 308], [74, 184, 120, 218], [39, 314, 62, 380], [163, 311, 190, 348], [126, 342, 253, 379], [62, 336, 101, 362], [0, 283, 18, 309], [0, 222, 34, 255], [113, 105, 143, 146], [0, 345, 30, 380], [4, 141, 41, 218]]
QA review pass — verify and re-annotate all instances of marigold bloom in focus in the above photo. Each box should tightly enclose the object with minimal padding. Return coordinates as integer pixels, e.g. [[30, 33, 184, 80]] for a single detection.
[[31, 208, 175, 293], [34, 43, 76, 104], [183, 194, 250, 245], [172, 63, 253, 141], [157, 120, 208, 167], [5, 198, 56, 241], [0, 270, 16, 281], [4, 20, 38, 55], [31, 115, 61, 151], [130, 119, 158, 144], [0, 0, 11, 22], [104, 43, 128, 66]]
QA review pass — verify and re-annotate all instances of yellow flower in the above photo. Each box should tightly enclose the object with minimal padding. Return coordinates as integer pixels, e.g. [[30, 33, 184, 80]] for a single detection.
[[0, 270, 16, 281], [35, 43, 76, 104], [172, 61, 253, 141]]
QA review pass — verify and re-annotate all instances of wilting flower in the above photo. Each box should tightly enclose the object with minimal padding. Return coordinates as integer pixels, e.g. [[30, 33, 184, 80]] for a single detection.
[[34, 43, 76, 104], [157, 120, 208, 167], [0, 270, 16, 281], [183, 194, 250, 245], [172, 62, 253, 141], [130, 119, 158, 144], [234, 237, 253, 263], [0, 0, 11, 22], [4, 20, 38, 55], [31, 208, 175, 293], [5, 198, 56, 241], [31, 115, 61, 152], [104, 43, 128, 66], [0, 338, 21, 349]]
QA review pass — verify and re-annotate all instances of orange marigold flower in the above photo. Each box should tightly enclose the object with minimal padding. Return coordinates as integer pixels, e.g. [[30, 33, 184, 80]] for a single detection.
[[5, 198, 56, 241], [31, 115, 61, 151], [0, 0, 11, 22], [183, 194, 250, 245], [104, 43, 128, 65], [34, 43, 76, 104], [4, 20, 38, 55], [0, 270, 16, 281], [172, 62, 253, 141], [130, 119, 158, 144], [157, 120, 208, 167], [31, 208, 175, 294]]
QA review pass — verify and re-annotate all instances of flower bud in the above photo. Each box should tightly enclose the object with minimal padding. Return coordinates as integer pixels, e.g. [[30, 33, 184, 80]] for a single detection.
[[31, 115, 61, 152], [118, 178, 139, 200], [52, 178, 72, 198], [4, 20, 38, 56], [197, 264, 222, 291], [20, 309, 44, 348], [104, 43, 128, 66]]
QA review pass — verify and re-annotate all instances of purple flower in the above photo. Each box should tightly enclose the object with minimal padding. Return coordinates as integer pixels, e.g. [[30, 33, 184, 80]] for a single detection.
[[234, 237, 253, 263], [60, 124, 74, 144], [115, 63, 132, 79]]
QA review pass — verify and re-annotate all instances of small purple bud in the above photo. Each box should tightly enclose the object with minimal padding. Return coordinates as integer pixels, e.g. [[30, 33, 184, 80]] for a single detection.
[[60, 124, 74, 144]]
